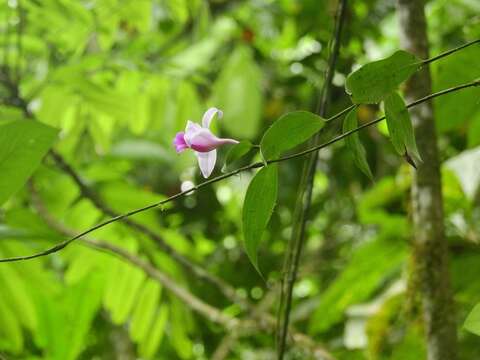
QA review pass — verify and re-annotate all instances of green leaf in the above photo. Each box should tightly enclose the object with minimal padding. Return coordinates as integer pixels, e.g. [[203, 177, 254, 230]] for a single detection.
[[166, 18, 236, 76], [130, 280, 162, 343], [468, 112, 480, 148], [384, 92, 421, 165], [0, 295, 23, 353], [169, 301, 193, 359], [109, 263, 145, 324], [62, 274, 104, 360], [0, 264, 38, 331], [260, 111, 325, 160], [222, 140, 254, 173], [242, 165, 278, 272], [309, 238, 406, 334], [390, 327, 426, 360], [434, 45, 480, 132], [212, 46, 263, 139], [346, 50, 420, 104], [109, 140, 170, 162], [464, 303, 480, 336], [0, 120, 58, 206], [343, 108, 373, 179], [139, 306, 169, 358]]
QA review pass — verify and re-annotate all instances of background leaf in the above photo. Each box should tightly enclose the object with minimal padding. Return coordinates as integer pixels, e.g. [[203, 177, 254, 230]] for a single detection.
[[211, 46, 263, 139], [433, 45, 480, 133], [309, 238, 406, 334], [464, 303, 480, 336], [0, 120, 58, 206], [222, 140, 254, 173]]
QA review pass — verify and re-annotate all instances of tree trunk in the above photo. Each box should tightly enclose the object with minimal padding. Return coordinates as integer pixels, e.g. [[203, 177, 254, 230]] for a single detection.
[[396, 1, 458, 360]]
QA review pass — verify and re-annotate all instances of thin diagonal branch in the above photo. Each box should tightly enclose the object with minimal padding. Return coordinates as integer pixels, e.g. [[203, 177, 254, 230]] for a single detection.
[[421, 38, 480, 66], [0, 79, 478, 264]]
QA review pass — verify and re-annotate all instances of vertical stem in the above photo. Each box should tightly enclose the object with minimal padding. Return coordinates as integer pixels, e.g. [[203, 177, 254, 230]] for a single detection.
[[15, 0, 23, 82], [396, 1, 458, 359], [276, 1, 348, 358], [2, 3, 12, 69]]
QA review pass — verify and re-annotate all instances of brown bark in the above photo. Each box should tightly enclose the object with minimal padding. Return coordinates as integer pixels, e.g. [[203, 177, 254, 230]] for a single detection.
[[396, 1, 458, 360]]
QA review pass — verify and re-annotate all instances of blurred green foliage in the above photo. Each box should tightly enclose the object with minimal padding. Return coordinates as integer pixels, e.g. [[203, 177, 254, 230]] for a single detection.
[[0, 0, 479, 359]]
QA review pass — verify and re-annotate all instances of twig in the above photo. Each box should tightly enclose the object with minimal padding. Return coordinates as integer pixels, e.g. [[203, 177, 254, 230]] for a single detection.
[[421, 38, 480, 66], [0, 79, 478, 264], [277, 1, 348, 358], [211, 331, 240, 360]]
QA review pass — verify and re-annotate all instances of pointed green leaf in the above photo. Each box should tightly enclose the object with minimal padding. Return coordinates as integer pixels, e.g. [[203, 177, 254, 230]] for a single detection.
[[222, 140, 254, 173], [343, 108, 373, 179], [346, 50, 420, 104], [309, 238, 406, 334], [384, 92, 422, 164], [434, 45, 480, 132], [242, 165, 278, 272], [130, 280, 161, 343], [110, 263, 145, 324], [0, 295, 23, 353], [0, 264, 38, 331], [260, 111, 326, 161], [464, 303, 480, 336], [0, 120, 58, 206], [139, 306, 169, 358], [169, 301, 193, 359]]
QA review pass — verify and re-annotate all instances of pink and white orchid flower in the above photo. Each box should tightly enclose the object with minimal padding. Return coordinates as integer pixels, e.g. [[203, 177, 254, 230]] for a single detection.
[[173, 108, 239, 178]]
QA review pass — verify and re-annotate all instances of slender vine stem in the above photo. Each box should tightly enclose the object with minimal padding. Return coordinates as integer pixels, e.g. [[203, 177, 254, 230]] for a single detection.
[[14, 0, 23, 82], [277, 1, 348, 358], [421, 38, 480, 66], [0, 80, 477, 264]]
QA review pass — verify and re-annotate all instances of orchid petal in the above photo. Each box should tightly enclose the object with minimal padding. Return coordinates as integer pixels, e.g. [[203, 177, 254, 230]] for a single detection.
[[184, 120, 203, 146], [185, 120, 202, 134], [202, 107, 223, 128], [196, 150, 217, 178]]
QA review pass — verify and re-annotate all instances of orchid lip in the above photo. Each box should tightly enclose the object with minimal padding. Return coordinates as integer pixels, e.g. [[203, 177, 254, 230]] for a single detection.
[[173, 132, 188, 153]]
